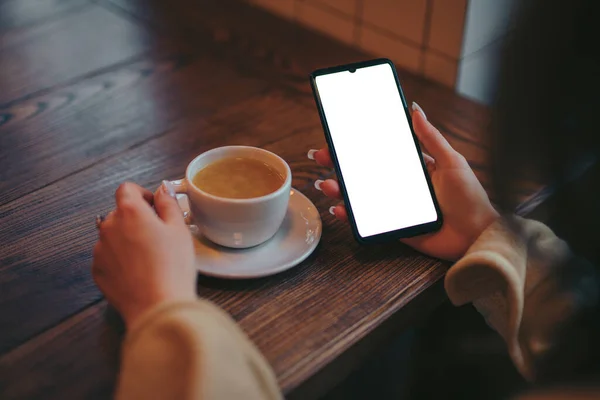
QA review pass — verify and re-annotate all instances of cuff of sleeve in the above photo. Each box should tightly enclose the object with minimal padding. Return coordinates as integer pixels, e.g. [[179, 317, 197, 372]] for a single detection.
[[444, 218, 532, 380], [445, 218, 527, 306], [124, 299, 225, 347], [445, 250, 516, 305]]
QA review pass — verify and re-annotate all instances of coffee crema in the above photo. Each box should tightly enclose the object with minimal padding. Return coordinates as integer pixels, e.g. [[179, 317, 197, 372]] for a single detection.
[[192, 157, 284, 199]]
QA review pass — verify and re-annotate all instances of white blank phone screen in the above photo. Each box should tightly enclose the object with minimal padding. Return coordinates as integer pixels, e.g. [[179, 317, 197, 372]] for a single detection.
[[315, 63, 438, 238]]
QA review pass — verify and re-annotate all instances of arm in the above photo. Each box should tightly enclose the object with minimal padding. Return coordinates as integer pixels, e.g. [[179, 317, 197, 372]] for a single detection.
[[116, 300, 281, 400], [445, 216, 599, 381], [92, 182, 283, 399], [308, 105, 599, 382]]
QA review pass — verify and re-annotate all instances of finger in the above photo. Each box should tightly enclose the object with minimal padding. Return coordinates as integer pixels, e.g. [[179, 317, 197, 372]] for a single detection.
[[92, 241, 102, 259], [91, 258, 103, 281], [114, 182, 155, 217], [97, 213, 116, 241], [315, 179, 343, 200], [308, 148, 334, 168], [422, 153, 436, 174], [104, 210, 116, 223], [91, 255, 108, 290], [115, 182, 153, 205], [400, 234, 434, 251], [411, 103, 456, 167], [329, 205, 348, 221], [154, 181, 186, 226], [400, 236, 422, 249], [422, 153, 434, 165], [91, 242, 106, 277]]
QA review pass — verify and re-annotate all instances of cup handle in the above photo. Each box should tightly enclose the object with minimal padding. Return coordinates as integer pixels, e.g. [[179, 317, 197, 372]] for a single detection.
[[168, 179, 193, 225]]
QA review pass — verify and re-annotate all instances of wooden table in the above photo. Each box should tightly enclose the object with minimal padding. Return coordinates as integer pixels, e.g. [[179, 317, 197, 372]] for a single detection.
[[0, 0, 542, 398]]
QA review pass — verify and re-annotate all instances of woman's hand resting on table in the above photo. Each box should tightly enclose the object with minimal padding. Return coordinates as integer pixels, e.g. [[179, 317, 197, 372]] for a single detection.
[[309, 103, 499, 261], [92, 182, 197, 328]]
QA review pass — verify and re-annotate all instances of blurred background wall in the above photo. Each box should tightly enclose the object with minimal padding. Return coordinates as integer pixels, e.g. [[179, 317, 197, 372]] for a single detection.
[[243, 0, 520, 105]]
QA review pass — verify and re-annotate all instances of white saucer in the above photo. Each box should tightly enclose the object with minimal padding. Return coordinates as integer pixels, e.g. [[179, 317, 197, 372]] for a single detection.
[[177, 188, 322, 279]]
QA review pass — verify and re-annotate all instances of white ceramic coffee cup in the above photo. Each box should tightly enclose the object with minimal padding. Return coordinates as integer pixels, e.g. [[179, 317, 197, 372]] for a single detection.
[[167, 146, 292, 248]]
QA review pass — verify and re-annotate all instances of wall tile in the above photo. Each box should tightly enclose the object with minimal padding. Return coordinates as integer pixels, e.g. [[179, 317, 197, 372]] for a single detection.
[[296, 1, 356, 45], [246, 0, 296, 20], [427, 0, 467, 59], [359, 26, 421, 73], [362, 0, 427, 45], [456, 39, 503, 104], [423, 52, 457, 87], [310, 0, 358, 16]]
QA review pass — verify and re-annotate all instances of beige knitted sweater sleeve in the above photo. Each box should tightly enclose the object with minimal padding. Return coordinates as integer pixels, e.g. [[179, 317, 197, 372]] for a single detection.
[[113, 217, 598, 399], [115, 300, 283, 400], [445, 216, 598, 381]]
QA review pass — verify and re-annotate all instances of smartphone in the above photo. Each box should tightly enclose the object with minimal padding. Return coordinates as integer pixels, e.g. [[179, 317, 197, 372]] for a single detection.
[[310, 58, 442, 244]]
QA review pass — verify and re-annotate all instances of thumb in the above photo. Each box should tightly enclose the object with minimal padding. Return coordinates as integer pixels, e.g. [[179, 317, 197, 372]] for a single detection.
[[154, 181, 186, 225], [411, 102, 457, 167]]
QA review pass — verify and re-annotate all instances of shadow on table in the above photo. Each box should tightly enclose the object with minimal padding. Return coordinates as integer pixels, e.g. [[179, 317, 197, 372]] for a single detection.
[[322, 302, 526, 400]]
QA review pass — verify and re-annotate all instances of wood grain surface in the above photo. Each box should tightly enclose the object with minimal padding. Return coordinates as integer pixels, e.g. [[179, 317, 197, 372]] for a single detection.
[[0, 0, 543, 398]]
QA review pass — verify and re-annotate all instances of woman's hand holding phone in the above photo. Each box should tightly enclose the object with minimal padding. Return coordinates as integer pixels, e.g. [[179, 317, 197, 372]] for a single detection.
[[310, 104, 499, 261]]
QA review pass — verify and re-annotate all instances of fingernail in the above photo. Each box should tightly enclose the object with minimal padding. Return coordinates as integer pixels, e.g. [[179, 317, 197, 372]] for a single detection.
[[162, 180, 176, 198], [314, 180, 324, 191], [329, 206, 336, 216], [412, 102, 427, 120], [95, 214, 104, 229], [307, 149, 318, 160]]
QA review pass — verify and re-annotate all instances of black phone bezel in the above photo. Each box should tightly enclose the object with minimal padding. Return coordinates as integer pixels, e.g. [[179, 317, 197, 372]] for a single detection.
[[309, 58, 443, 244]]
